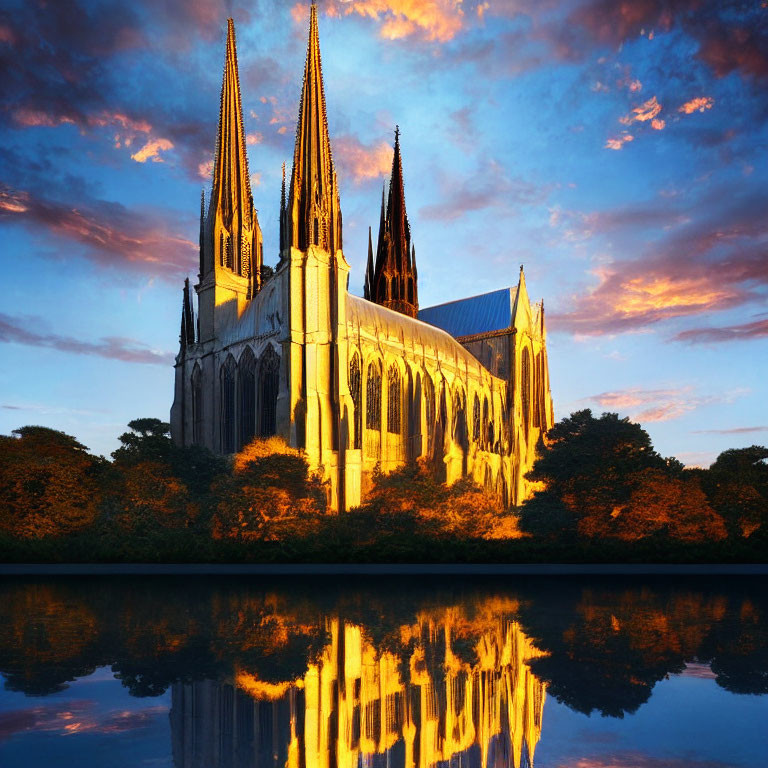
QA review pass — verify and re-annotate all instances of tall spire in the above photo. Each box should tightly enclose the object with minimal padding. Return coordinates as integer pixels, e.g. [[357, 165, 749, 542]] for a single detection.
[[204, 18, 262, 291], [180, 277, 195, 349], [287, 3, 342, 254], [369, 127, 418, 318], [364, 226, 374, 300], [279, 161, 288, 253]]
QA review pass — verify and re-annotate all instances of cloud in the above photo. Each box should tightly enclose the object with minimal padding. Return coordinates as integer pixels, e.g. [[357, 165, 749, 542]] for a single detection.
[[420, 159, 548, 221], [673, 317, 768, 343], [317, 0, 466, 43], [0, 185, 196, 280], [550, 187, 768, 336], [678, 96, 714, 114], [694, 425, 768, 435], [0, 312, 175, 366], [587, 385, 747, 423], [605, 134, 634, 150], [620, 96, 662, 125], [0, 702, 167, 742], [335, 135, 393, 183], [130, 137, 174, 163]]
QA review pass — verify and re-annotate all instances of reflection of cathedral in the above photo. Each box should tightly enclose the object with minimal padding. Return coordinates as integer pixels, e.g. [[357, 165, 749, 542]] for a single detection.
[[170, 617, 546, 768], [170, 5, 554, 510]]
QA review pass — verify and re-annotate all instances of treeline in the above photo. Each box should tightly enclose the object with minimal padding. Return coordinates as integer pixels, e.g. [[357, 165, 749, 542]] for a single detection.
[[0, 412, 766, 563], [1, 577, 766, 706]]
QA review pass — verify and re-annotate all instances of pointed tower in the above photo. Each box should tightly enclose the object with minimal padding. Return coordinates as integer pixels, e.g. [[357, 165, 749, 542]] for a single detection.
[[370, 127, 418, 318], [180, 277, 195, 349], [364, 226, 374, 300], [285, 3, 342, 256], [197, 18, 263, 343]]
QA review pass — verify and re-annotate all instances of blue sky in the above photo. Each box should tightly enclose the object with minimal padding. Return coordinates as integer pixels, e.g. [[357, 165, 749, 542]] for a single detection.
[[0, 0, 766, 464]]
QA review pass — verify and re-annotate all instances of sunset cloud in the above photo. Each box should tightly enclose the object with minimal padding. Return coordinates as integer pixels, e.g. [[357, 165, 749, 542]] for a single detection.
[[679, 96, 714, 114], [0, 313, 175, 366], [620, 96, 662, 125], [587, 386, 746, 424], [0, 185, 196, 279], [130, 137, 174, 163], [551, 188, 768, 336], [334, 135, 392, 184], [318, 0, 466, 42], [605, 134, 634, 150], [673, 317, 768, 343]]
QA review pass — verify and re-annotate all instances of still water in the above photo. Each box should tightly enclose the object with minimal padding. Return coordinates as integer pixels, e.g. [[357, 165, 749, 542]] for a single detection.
[[0, 576, 766, 768]]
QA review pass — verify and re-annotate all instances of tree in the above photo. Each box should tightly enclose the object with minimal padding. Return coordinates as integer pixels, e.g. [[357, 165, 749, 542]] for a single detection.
[[520, 410, 728, 544], [702, 446, 768, 539], [0, 426, 102, 538]]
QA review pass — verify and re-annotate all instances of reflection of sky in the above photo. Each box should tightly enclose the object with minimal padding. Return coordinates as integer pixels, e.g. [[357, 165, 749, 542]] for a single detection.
[[1, 0, 767, 463], [0, 668, 172, 767], [537, 673, 768, 768], [2, 665, 767, 768]]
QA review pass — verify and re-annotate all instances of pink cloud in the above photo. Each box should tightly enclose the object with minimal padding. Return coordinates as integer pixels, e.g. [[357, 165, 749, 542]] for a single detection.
[[335, 135, 393, 184], [130, 137, 174, 163]]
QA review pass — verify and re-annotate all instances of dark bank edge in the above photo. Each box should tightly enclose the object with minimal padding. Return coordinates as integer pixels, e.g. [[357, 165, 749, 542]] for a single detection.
[[1, 563, 768, 575]]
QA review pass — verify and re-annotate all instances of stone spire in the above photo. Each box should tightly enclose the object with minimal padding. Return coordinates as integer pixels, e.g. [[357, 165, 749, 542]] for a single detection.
[[370, 126, 419, 318], [286, 3, 342, 255], [205, 18, 262, 292], [364, 226, 374, 300], [180, 277, 195, 349], [279, 161, 288, 253]]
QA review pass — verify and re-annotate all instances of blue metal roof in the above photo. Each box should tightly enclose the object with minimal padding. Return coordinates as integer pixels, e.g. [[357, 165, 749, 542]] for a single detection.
[[418, 287, 516, 338]]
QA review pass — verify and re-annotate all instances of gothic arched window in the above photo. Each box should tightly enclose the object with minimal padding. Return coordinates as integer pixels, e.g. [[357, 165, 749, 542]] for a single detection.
[[483, 397, 489, 448], [239, 348, 256, 449], [453, 388, 467, 450], [366, 361, 382, 430], [521, 347, 531, 439], [191, 363, 203, 446], [349, 353, 362, 450], [220, 355, 237, 453], [387, 364, 401, 434], [472, 394, 481, 443], [259, 345, 279, 437], [534, 351, 543, 429], [424, 374, 435, 455]]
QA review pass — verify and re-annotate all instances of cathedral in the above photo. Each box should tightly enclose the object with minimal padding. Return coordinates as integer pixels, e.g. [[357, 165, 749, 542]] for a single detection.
[[170, 6, 554, 511]]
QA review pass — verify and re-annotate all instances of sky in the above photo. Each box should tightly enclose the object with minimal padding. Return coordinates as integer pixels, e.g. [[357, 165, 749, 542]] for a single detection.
[[0, 0, 766, 465]]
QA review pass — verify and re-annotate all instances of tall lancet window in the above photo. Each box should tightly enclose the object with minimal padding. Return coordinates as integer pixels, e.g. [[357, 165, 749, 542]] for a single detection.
[[472, 394, 481, 443], [349, 353, 362, 450], [191, 364, 203, 446], [387, 365, 401, 434], [258, 346, 280, 437], [239, 348, 256, 449], [366, 362, 382, 430], [424, 374, 435, 456], [521, 347, 531, 439], [220, 355, 237, 453]]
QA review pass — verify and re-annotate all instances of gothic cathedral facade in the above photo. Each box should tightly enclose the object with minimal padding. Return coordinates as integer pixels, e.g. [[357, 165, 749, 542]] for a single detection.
[[170, 8, 554, 511]]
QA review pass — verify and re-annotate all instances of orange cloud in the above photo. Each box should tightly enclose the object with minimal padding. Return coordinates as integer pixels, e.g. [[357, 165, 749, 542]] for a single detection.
[[334, 136, 392, 183], [314, 0, 466, 43], [12, 109, 76, 128], [605, 134, 634, 150], [620, 95, 662, 125], [651, 118, 665, 130], [130, 138, 174, 163], [678, 96, 714, 114]]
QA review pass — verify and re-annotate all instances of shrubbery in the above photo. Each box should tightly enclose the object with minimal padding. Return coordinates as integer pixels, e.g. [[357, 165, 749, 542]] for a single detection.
[[0, 411, 765, 562]]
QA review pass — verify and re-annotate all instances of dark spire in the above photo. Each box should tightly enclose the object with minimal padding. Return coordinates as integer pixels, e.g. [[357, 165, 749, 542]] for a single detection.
[[279, 161, 288, 253], [287, 3, 342, 254], [369, 127, 418, 318], [364, 226, 374, 300], [181, 277, 195, 349]]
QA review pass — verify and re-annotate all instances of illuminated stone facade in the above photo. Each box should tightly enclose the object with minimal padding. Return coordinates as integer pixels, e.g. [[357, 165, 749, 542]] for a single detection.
[[170, 615, 546, 768], [170, 7, 554, 510]]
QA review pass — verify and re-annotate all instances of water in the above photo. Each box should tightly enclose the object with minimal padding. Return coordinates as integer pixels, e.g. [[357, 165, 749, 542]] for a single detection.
[[0, 576, 766, 767]]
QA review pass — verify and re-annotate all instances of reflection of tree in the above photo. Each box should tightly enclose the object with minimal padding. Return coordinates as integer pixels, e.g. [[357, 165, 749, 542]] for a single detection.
[[0, 577, 765, 726]]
